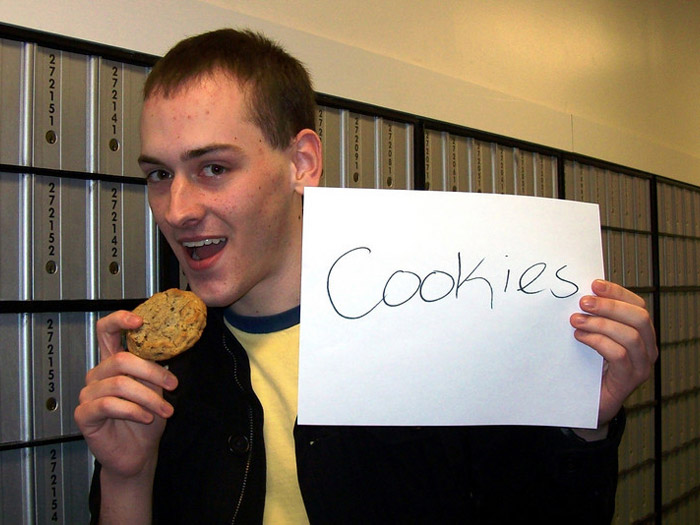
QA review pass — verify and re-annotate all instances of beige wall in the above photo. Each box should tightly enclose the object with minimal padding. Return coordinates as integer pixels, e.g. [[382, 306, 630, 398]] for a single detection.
[[2, 0, 698, 185]]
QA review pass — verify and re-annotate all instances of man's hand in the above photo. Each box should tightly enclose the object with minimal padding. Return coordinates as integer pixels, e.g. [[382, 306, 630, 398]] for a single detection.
[[74, 311, 179, 523], [569, 279, 657, 439]]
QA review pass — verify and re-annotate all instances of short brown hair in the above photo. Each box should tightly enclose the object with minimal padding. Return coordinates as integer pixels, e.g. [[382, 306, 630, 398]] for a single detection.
[[144, 28, 316, 150]]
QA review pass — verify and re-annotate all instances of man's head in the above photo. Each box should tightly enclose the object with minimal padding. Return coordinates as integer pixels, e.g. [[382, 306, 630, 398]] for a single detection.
[[144, 28, 317, 150], [139, 29, 322, 314]]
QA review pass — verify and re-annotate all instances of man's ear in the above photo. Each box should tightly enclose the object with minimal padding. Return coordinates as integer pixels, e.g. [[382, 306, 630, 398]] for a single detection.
[[290, 128, 323, 195]]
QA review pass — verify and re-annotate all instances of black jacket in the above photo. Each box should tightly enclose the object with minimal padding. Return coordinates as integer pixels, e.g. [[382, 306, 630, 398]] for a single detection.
[[90, 308, 624, 524]]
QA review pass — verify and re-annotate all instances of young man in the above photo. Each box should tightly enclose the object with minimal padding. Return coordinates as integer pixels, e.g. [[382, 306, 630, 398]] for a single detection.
[[75, 29, 657, 524]]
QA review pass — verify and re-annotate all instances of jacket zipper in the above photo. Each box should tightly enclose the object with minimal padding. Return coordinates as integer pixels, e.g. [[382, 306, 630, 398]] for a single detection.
[[223, 333, 255, 525]]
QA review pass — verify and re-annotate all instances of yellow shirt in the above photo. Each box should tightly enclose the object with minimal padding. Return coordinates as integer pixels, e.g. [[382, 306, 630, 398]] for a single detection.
[[225, 307, 309, 525]]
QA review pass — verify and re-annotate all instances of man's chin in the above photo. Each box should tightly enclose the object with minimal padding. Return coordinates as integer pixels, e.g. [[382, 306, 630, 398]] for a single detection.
[[184, 281, 236, 308]]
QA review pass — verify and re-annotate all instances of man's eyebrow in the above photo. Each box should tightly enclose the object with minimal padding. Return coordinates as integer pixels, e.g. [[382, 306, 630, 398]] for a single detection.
[[182, 144, 241, 161], [137, 144, 242, 166], [137, 154, 162, 166]]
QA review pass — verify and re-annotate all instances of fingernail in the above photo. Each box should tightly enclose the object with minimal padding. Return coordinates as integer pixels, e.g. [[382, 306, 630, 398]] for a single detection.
[[593, 279, 607, 293], [163, 373, 178, 390], [581, 297, 596, 310], [161, 403, 174, 418]]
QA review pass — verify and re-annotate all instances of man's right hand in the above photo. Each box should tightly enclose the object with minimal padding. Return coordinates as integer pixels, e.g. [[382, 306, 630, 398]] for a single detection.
[[74, 310, 178, 481]]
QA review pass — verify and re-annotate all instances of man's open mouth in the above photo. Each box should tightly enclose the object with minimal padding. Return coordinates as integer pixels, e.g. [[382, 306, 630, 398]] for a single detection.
[[182, 238, 227, 261]]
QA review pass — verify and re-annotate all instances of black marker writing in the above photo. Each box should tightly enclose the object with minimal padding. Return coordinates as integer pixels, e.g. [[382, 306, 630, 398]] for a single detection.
[[326, 246, 580, 320], [456, 254, 494, 309], [552, 265, 580, 298]]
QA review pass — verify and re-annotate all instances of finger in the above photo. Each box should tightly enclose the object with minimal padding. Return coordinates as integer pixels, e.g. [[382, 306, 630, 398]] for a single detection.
[[79, 374, 175, 421], [590, 279, 646, 309], [85, 351, 178, 392], [76, 391, 162, 429], [76, 392, 169, 436], [577, 293, 657, 364], [571, 314, 639, 362], [96, 310, 143, 358], [571, 311, 654, 374]]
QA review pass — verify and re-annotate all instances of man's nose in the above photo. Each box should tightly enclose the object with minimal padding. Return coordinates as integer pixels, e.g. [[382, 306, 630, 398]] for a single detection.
[[164, 175, 204, 227]]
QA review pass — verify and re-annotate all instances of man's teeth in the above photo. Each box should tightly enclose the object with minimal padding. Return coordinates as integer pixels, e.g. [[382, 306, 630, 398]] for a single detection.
[[183, 238, 226, 261], [182, 238, 226, 248]]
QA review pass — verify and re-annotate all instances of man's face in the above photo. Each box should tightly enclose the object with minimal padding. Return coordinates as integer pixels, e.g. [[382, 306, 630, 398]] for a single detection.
[[139, 72, 307, 314]]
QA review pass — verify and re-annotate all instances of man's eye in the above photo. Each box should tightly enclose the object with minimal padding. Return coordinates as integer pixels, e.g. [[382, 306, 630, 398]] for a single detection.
[[202, 164, 227, 177], [146, 170, 171, 182]]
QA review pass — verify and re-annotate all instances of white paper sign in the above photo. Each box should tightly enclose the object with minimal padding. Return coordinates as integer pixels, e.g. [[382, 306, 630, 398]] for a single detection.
[[298, 187, 604, 428]]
